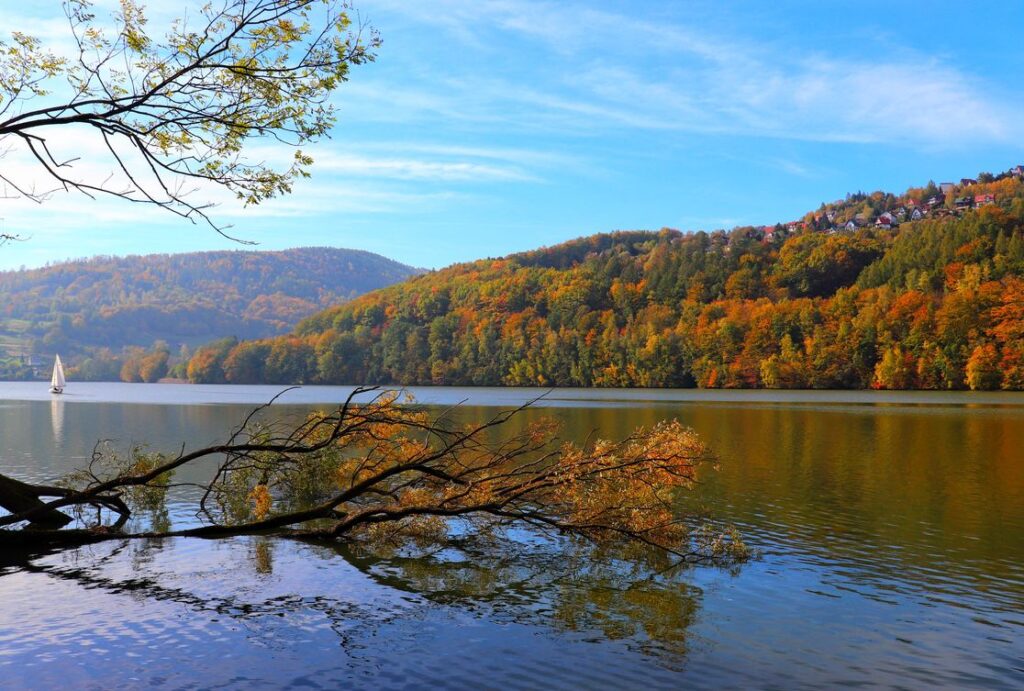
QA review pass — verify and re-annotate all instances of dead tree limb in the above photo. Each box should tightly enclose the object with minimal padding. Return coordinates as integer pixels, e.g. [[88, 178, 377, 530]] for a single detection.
[[0, 387, 749, 566], [0, 474, 73, 529]]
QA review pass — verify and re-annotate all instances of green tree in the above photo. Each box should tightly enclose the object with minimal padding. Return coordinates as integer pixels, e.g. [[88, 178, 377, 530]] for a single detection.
[[264, 339, 315, 384], [223, 341, 272, 384], [873, 346, 914, 390]]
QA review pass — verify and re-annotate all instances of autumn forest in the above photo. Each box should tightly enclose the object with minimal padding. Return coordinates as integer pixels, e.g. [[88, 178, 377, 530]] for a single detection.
[[179, 172, 1024, 391]]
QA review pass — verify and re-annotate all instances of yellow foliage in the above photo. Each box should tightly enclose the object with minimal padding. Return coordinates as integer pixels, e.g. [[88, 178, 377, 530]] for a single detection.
[[248, 484, 272, 520]]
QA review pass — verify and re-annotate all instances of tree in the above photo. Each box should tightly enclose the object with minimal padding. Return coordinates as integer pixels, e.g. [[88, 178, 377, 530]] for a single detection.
[[138, 347, 170, 382], [0, 0, 378, 236], [223, 340, 271, 383], [0, 389, 748, 567], [186, 335, 237, 382], [872, 345, 914, 390], [119, 346, 145, 382], [965, 343, 1002, 390]]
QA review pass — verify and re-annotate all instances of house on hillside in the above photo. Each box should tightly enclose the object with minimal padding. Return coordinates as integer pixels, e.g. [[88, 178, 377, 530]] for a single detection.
[[975, 194, 995, 207], [1011, 165, 1024, 178], [939, 182, 956, 195], [843, 219, 864, 232], [910, 208, 925, 221], [927, 194, 945, 207], [875, 212, 898, 229], [954, 196, 973, 210], [960, 178, 978, 187]]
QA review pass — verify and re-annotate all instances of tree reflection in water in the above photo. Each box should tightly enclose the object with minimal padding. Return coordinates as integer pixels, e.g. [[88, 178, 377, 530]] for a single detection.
[[8, 528, 710, 668]]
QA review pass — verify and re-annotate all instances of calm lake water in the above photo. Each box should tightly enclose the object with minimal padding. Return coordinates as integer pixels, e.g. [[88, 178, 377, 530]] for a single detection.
[[1, 383, 1022, 689]]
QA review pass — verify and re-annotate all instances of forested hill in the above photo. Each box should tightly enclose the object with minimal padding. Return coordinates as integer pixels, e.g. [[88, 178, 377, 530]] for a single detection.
[[0, 247, 417, 362], [187, 171, 1024, 390]]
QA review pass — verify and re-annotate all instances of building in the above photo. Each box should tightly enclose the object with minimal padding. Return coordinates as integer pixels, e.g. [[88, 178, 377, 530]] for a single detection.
[[875, 212, 898, 229], [939, 182, 956, 195], [960, 178, 978, 187], [975, 194, 995, 207]]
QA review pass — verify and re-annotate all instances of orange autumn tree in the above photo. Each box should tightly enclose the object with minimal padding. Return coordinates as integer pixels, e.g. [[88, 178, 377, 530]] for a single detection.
[[989, 277, 1024, 388], [0, 388, 748, 566]]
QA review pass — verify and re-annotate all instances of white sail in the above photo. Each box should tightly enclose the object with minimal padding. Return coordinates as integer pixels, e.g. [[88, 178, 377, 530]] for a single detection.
[[50, 354, 66, 392]]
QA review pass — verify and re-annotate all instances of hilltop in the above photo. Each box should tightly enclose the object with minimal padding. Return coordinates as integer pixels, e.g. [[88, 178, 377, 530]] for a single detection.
[[0, 247, 418, 380], [184, 167, 1024, 390]]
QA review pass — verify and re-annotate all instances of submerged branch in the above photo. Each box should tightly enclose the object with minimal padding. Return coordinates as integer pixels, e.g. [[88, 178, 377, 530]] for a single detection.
[[0, 388, 748, 566]]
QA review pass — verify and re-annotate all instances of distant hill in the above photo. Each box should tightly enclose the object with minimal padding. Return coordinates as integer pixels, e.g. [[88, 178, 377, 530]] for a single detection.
[[185, 168, 1024, 390], [0, 247, 417, 375]]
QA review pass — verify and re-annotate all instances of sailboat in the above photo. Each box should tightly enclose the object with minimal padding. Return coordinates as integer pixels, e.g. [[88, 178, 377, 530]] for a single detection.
[[50, 354, 66, 394]]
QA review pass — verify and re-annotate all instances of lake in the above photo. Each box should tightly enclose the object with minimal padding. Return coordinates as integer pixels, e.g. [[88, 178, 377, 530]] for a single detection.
[[1, 383, 1022, 689]]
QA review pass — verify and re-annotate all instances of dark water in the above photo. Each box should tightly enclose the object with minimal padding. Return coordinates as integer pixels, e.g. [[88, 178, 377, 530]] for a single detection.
[[1, 384, 1022, 689]]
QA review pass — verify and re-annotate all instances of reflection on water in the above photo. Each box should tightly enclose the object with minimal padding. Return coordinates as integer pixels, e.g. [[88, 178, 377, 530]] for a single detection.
[[49, 397, 63, 447], [0, 537, 699, 689], [1, 386, 1023, 688]]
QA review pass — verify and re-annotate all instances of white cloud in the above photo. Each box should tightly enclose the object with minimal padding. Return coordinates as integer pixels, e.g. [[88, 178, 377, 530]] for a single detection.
[[311, 152, 537, 182], [363, 0, 1021, 145]]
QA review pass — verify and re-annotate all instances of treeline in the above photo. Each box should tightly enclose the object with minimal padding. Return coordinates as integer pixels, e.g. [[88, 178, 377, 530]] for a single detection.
[[184, 177, 1024, 390], [0, 247, 417, 359], [71, 342, 188, 383]]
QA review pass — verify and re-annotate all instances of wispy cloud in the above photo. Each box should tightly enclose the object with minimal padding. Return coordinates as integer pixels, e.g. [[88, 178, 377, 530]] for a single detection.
[[362, 0, 1020, 146], [311, 152, 537, 182]]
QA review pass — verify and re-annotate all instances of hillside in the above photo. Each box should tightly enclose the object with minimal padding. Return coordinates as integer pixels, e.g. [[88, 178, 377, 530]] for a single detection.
[[187, 169, 1024, 390], [0, 247, 417, 379]]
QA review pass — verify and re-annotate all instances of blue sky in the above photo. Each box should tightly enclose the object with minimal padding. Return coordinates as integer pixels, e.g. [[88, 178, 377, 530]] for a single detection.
[[1, 0, 1023, 270]]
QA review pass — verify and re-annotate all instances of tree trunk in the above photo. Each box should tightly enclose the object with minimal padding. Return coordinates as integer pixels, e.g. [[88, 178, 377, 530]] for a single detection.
[[0, 474, 73, 529]]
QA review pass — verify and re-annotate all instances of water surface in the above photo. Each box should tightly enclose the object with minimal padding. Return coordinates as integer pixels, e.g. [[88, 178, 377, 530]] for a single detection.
[[1, 384, 1022, 689]]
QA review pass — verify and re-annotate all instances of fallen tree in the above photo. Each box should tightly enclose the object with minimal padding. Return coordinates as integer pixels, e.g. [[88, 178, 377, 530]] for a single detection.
[[0, 388, 748, 565]]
